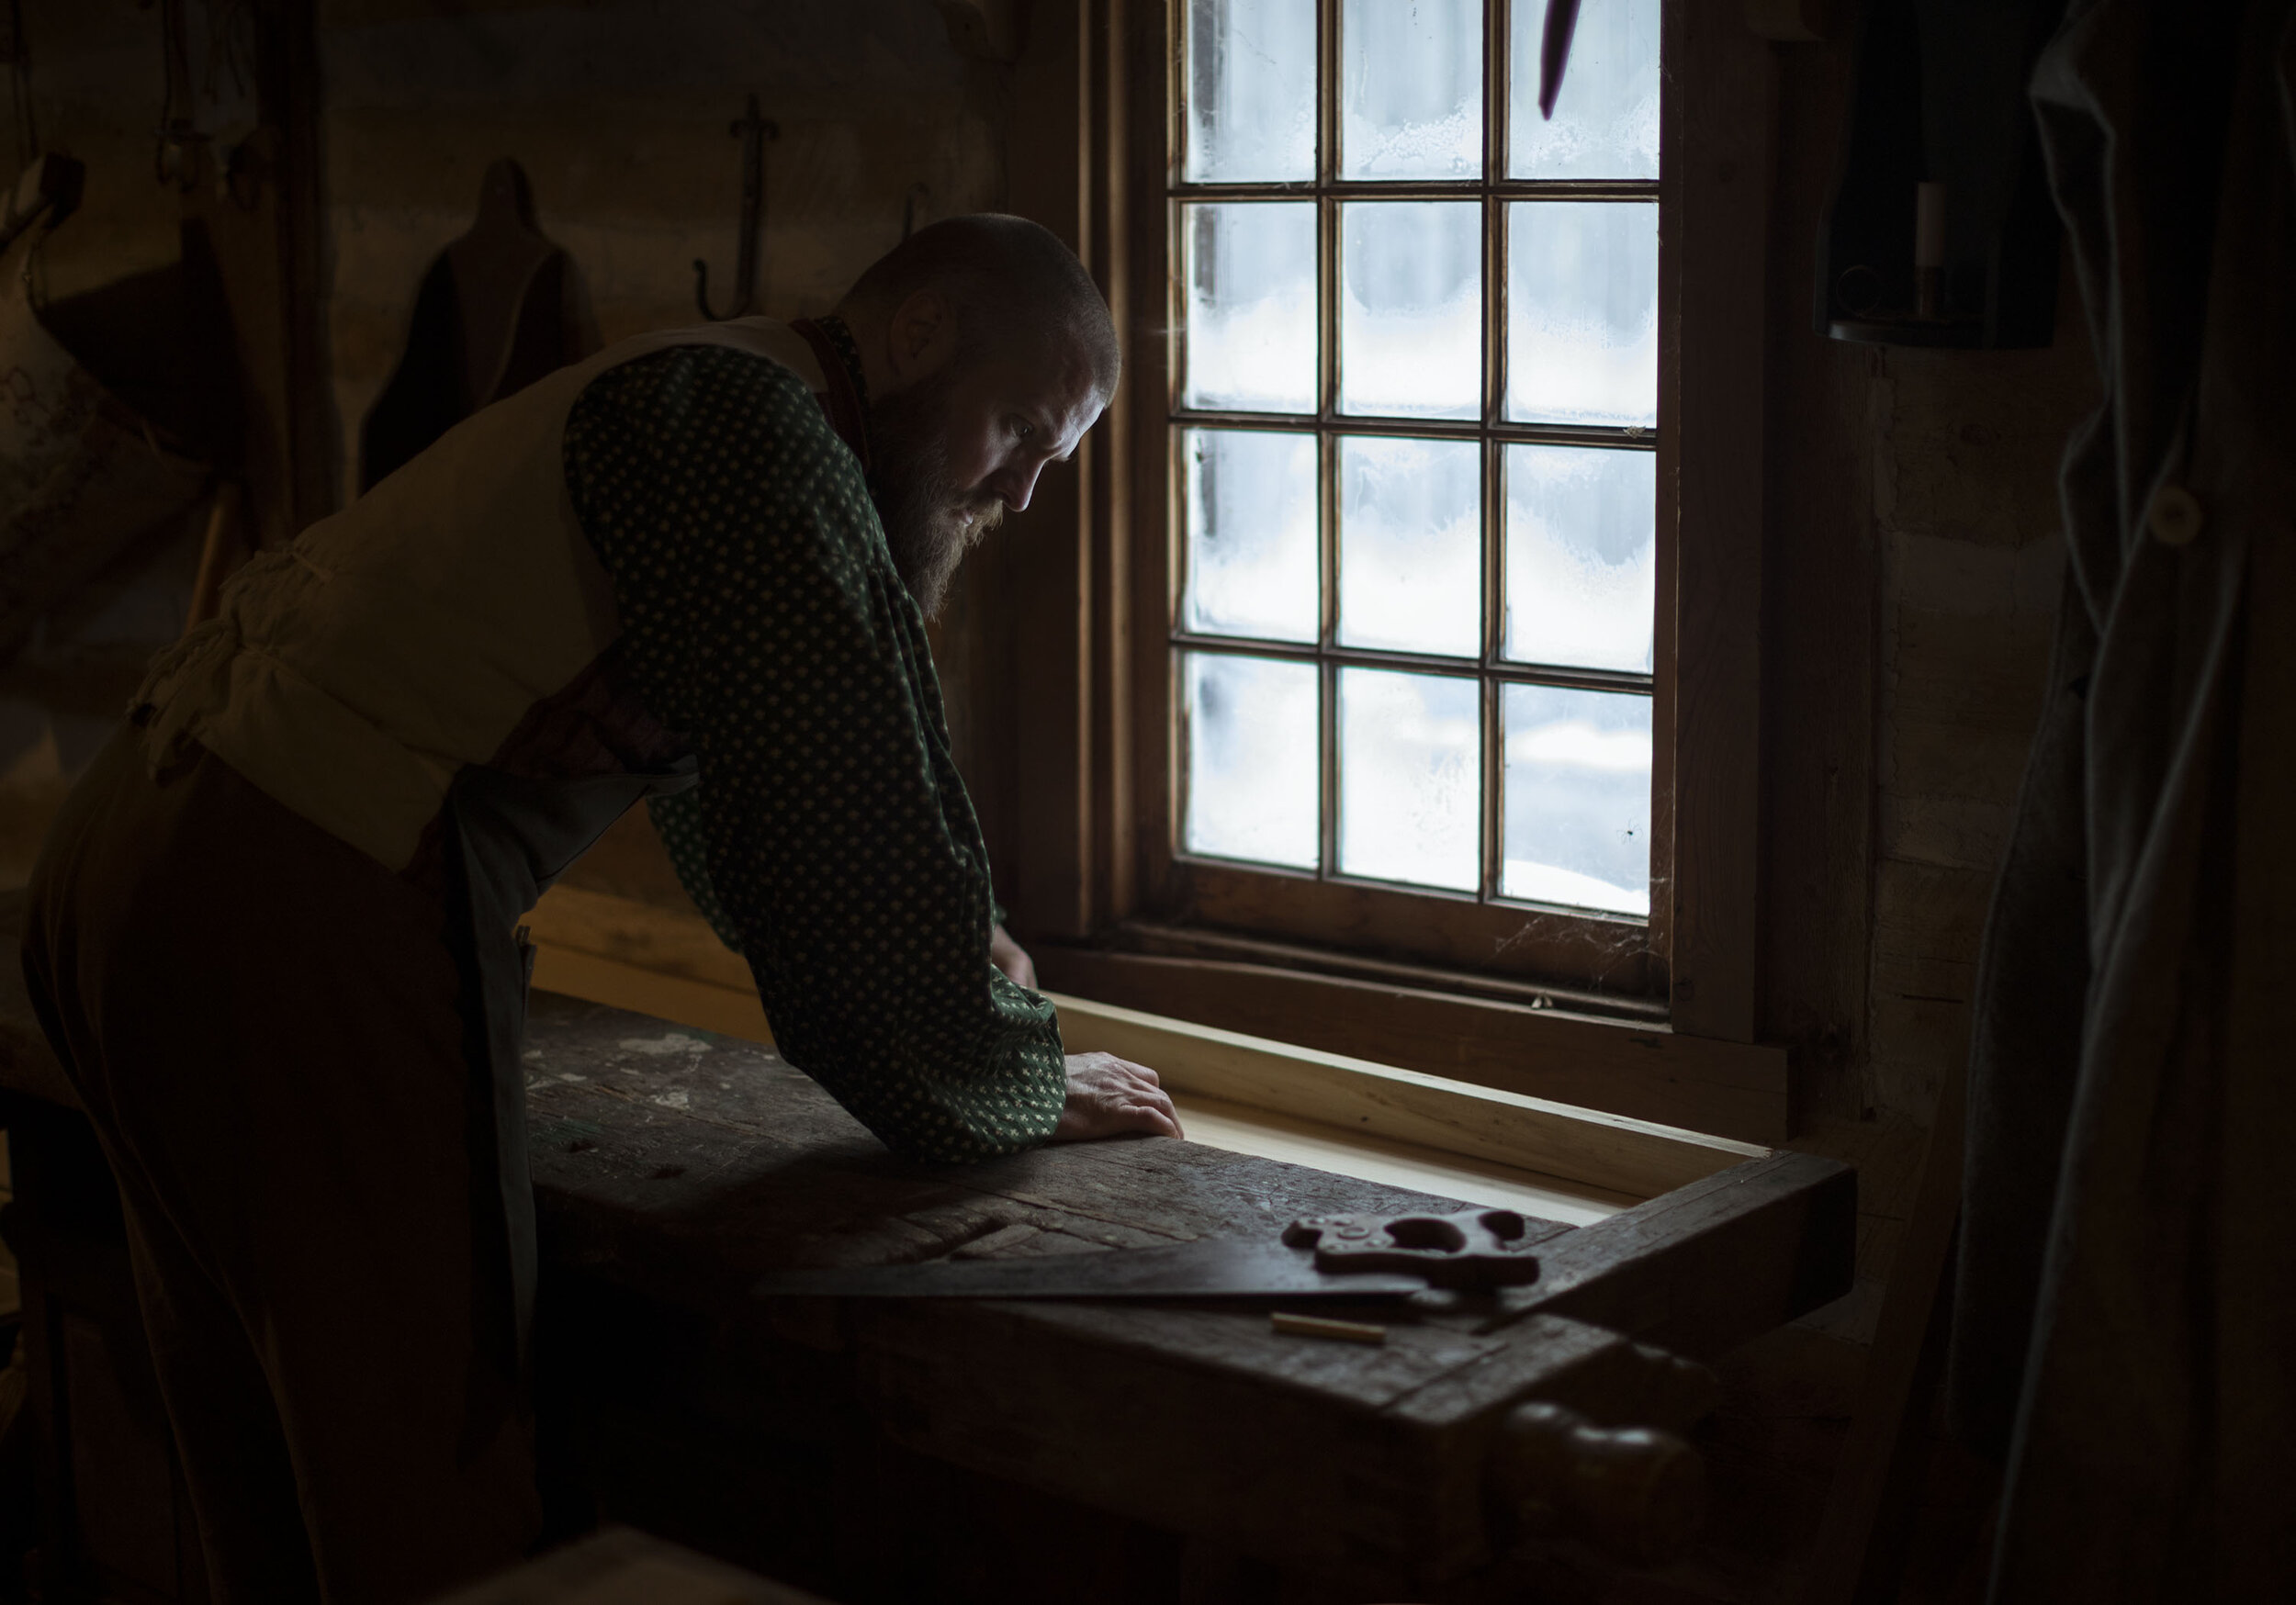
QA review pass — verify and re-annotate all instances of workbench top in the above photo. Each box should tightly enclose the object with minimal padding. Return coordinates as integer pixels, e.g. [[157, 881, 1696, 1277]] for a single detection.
[[523, 988, 1506, 1300]]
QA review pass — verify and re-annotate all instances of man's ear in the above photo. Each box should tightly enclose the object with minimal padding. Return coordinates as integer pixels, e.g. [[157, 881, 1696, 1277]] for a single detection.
[[885, 288, 954, 385]]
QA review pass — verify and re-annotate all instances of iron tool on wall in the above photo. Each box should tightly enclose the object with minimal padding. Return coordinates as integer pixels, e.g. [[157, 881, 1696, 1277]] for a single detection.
[[693, 94, 777, 321]]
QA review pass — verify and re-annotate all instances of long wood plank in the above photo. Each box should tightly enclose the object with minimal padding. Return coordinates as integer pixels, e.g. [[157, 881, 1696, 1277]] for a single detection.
[[1050, 990, 1769, 1201], [1664, 0, 1777, 1042], [1038, 945, 1789, 1143]]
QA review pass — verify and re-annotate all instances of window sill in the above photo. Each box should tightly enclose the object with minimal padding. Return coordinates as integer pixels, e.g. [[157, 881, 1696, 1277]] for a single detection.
[[1034, 944, 1789, 1144]]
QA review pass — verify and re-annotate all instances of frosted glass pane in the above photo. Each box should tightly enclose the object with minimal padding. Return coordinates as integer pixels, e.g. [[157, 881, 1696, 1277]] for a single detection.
[[1340, 0, 1481, 179], [1183, 203, 1318, 413], [1503, 444, 1655, 671], [1510, 0, 1660, 179], [1184, 429, 1319, 643], [1337, 436, 1480, 657], [1340, 202, 1480, 420], [1184, 653, 1321, 869], [1501, 683, 1650, 915], [1506, 201, 1658, 427], [1185, 0, 1317, 182], [1338, 668, 1479, 891]]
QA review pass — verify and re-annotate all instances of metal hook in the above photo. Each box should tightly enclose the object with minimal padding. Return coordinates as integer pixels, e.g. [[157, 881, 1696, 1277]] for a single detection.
[[692, 94, 778, 321]]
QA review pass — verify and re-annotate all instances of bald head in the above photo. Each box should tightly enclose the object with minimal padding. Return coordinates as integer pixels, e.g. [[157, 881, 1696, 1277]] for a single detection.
[[837, 213, 1120, 398]]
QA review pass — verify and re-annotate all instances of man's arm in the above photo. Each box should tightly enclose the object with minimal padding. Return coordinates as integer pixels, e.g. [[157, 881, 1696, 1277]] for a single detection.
[[566, 344, 1082, 1162], [985, 924, 1181, 1140]]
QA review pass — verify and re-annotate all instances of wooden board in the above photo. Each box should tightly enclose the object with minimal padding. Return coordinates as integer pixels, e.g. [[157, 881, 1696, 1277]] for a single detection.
[[1039, 945, 1790, 1144], [1664, 0, 1778, 1043], [1048, 990, 1770, 1200]]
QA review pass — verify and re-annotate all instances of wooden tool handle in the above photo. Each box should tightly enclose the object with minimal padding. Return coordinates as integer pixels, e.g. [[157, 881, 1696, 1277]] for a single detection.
[[1486, 1399, 1705, 1569], [184, 481, 247, 634]]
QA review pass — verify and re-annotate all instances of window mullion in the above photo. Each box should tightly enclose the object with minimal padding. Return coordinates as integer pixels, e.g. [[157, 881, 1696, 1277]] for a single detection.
[[1487, 0, 1510, 185], [1480, 673, 1502, 904], [1319, 657, 1339, 881], [1318, 0, 1339, 881]]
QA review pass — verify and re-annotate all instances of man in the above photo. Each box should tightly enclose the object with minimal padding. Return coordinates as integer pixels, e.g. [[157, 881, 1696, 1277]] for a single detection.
[[22, 214, 1177, 1602]]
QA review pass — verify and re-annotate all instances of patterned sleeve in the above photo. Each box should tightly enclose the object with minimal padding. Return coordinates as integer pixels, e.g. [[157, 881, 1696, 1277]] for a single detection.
[[561, 343, 1066, 1162]]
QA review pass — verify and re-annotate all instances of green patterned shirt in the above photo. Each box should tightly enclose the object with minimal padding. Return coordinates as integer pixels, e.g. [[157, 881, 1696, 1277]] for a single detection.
[[560, 341, 1065, 1162]]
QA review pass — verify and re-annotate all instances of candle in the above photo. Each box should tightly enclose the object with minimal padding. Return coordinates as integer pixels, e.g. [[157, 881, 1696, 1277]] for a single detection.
[[1915, 181, 1948, 269]]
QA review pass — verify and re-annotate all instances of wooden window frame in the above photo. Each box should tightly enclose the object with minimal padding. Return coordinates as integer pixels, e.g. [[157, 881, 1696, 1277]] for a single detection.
[[1159, 0, 1665, 997], [991, 0, 1783, 1143]]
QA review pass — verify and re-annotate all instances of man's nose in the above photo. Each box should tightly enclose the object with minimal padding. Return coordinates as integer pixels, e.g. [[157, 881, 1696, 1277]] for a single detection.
[[996, 458, 1045, 513]]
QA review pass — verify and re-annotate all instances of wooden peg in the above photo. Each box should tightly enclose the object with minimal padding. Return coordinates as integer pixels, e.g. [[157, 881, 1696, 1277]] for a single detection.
[[1486, 1399, 1705, 1569]]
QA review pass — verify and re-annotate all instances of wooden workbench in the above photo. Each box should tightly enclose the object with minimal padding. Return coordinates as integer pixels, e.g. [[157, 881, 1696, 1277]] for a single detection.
[[0, 892, 1852, 1603], [520, 993, 1850, 1601]]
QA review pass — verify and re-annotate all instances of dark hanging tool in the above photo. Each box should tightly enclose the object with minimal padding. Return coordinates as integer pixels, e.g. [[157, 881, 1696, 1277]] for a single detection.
[[693, 95, 777, 321], [359, 158, 592, 490], [1537, 0, 1582, 119], [0, 152, 83, 257]]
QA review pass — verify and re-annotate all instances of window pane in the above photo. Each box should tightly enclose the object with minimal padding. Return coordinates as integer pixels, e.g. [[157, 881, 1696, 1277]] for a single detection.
[[1501, 683, 1649, 915], [1338, 668, 1479, 891], [1509, 0, 1660, 179], [1503, 443, 1655, 671], [1185, 0, 1317, 183], [1340, 201, 1480, 421], [1184, 652, 1320, 869], [1337, 436, 1480, 657], [1184, 429, 1319, 643], [1183, 202, 1318, 413], [1505, 201, 1658, 428], [1340, 0, 1480, 179]]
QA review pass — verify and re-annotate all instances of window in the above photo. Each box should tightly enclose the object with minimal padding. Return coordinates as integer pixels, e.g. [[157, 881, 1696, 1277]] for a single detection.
[[1001, 0, 1778, 1139], [1154, 0, 1671, 992]]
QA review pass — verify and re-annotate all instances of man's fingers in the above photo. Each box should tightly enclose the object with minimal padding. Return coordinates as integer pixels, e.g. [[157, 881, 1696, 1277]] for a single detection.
[[1123, 1086, 1183, 1139], [1114, 1102, 1181, 1139], [1052, 1050, 1183, 1142]]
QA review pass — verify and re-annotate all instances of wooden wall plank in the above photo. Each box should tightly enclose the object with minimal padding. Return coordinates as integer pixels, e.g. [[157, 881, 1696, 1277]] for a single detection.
[[1758, 27, 1878, 1104], [1000, 0, 1097, 939], [1666, 1, 1778, 1042]]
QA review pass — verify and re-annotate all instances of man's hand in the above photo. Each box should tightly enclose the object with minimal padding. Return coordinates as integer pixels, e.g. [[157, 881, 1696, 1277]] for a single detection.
[[1052, 1052, 1184, 1142], [989, 923, 1037, 990]]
